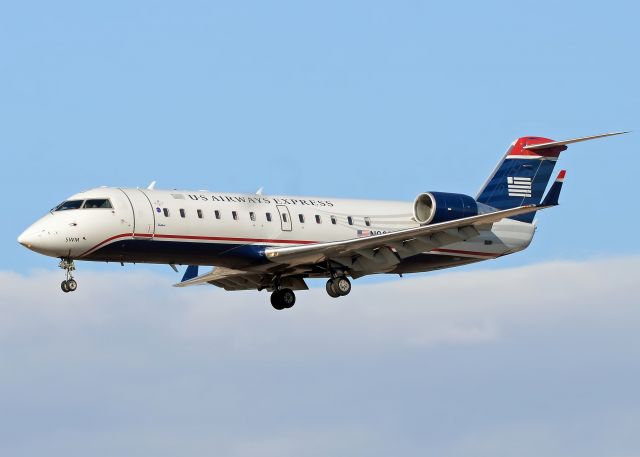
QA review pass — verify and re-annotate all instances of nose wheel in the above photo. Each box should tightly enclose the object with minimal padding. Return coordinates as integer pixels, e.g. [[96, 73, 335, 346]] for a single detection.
[[59, 258, 78, 293], [61, 278, 78, 293]]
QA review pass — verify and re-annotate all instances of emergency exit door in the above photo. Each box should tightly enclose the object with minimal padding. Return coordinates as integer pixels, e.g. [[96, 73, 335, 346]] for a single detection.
[[276, 205, 292, 231]]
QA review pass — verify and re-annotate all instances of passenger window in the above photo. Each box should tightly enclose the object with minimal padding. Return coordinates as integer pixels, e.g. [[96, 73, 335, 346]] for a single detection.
[[250, 212, 256, 221], [83, 199, 112, 209], [331, 216, 337, 225], [347, 216, 353, 225], [54, 200, 84, 211], [163, 208, 170, 217], [180, 209, 186, 218], [197, 209, 203, 219], [364, 217, 371, 227], [232, 211, 238, 220], [315, 215, 322, 224], [266, 212, 272, 222], [214, 210, 221, 219], [299, 214, 305, 223]]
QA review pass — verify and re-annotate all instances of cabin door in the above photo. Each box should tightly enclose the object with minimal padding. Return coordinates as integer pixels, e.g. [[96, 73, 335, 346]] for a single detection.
[[120, 189, 156, 239]]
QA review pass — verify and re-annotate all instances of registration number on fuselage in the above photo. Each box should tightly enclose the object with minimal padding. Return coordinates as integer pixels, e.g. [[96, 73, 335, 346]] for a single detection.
[[358, 230, 388, 237]]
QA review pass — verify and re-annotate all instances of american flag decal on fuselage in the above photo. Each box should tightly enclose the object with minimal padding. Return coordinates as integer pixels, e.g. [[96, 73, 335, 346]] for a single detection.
[[507, 176, 532, 197]]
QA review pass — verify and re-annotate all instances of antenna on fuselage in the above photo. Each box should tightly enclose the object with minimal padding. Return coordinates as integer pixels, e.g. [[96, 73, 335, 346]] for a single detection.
[[255, 187, 264, 195], [147, 181, 157, 190]]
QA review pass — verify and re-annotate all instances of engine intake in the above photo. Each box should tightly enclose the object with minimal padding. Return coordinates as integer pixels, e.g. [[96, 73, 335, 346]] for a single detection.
[[413, 192, 479, 225]]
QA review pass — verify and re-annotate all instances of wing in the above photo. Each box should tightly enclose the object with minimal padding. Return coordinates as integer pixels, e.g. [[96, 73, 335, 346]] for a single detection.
[[174, 266, 308, 291], [264, 204, 547, 272], [175, 204, 547, 290]]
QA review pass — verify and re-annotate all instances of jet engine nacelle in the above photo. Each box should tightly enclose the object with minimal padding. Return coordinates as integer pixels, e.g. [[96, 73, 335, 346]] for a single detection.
[[413, 191, 479, 225]]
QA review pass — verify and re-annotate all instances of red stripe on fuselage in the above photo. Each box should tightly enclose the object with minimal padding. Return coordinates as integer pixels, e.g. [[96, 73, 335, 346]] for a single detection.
[[79, 233, 500, 260], [78, 233, 317, 258], [78, 233, 134, 257]]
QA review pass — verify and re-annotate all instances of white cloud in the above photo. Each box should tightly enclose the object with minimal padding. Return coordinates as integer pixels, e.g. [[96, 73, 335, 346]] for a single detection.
[[0, 256, 639, 457]]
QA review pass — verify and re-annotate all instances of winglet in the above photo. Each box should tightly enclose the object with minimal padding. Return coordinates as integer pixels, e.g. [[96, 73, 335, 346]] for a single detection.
[[540, 170, 566, 206], [181, 265, 199, 282]]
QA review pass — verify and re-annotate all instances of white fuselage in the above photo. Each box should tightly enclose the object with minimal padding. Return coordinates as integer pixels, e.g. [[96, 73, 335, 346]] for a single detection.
[[18, 187, 536, 276]]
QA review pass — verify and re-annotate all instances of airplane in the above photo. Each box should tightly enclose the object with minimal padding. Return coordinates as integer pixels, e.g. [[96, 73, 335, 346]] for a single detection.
[[17, 132, 627, 310]]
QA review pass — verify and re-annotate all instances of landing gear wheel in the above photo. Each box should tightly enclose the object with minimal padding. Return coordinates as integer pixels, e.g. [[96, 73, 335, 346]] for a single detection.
[[334, 277, 351, 296], [270, 290, 284, 310], [326, 280, 340, 298], [280, 288, 296, 308], [66, 279, 77, 292], [271, 289, 296, 310], [58, 258, 78, 293]]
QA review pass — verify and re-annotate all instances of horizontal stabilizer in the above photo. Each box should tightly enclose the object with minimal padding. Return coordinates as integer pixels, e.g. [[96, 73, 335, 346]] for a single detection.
[[523, 131, 628, 151], [541, 170, 566, 206]]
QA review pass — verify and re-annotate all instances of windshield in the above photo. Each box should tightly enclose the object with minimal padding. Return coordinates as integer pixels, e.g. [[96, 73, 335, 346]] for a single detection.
[[83, 199, 112, 209], [53, 200, 84, 211]]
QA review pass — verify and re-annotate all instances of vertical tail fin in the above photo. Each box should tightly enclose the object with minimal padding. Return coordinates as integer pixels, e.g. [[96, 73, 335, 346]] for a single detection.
[[476, 136, 565, 222], [477, 132, 627, 222]]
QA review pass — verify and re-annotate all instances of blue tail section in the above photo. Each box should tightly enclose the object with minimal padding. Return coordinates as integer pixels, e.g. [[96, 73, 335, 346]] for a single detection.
[[181, 265, 199, 282], [476, 136, 567, 223]]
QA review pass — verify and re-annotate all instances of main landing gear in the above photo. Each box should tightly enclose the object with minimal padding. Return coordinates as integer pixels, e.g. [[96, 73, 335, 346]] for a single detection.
[[59, 258, 78, 293], [269, 275, 352, 309], [270, 288, 296, 310], [326, 276, 351, 298]]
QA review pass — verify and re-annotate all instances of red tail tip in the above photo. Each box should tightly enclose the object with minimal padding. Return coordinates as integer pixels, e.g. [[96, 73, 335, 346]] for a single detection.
[[557, 170, 567, 180]]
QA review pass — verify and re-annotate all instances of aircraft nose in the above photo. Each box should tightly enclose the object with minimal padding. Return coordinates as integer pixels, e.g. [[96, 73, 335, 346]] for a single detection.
[[17, 231, 31, 247], [17, 222, 59, 256]]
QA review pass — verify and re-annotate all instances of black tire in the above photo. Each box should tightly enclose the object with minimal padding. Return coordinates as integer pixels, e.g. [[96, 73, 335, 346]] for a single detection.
[[326, 279, 340, 298], [270, 290, 286, 310], [280, 288, 296, 308], [61, 280, 70, 293], [334, 277, 351, 296], [67, 279, 78, 292]]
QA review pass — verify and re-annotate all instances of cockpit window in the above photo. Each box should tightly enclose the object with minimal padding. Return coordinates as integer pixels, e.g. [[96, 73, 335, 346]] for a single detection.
[[83, 199, 113, 209], [54, 200, 84, 211]]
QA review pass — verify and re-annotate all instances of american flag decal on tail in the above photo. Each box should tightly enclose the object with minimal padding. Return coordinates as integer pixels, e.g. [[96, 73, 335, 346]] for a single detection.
[[507, 176, 532, 197]]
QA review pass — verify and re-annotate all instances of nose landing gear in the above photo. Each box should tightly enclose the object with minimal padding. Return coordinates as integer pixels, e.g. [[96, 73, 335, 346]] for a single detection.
[[59, 258, 78, 293]]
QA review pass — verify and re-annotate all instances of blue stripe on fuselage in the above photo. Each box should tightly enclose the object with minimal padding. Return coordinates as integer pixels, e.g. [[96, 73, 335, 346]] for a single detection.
[[83, 239, 269, 269]]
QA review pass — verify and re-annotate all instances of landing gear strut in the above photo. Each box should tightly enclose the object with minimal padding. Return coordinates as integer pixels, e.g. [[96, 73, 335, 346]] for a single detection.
[[59, 258, 78, 293], [326, 276, 351, 298], [270, 288, 296, 310]]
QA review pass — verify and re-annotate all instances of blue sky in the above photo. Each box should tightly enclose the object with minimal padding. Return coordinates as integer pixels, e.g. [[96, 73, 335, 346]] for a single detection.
[[0, 2, 639, 455], [2, 0, 637, 274]]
